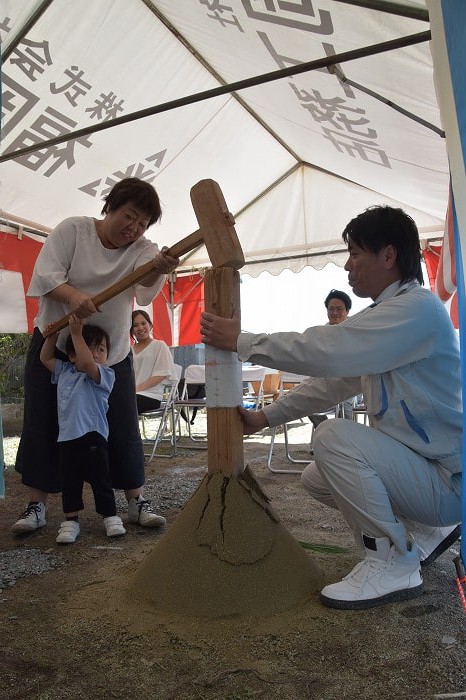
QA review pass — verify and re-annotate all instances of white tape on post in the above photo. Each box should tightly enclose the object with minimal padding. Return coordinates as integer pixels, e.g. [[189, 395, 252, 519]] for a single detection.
[[205, 345, 243, 407]]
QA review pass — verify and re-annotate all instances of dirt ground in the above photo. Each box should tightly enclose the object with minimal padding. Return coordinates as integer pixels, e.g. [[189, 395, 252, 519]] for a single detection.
[[1, 419, 465, 700]]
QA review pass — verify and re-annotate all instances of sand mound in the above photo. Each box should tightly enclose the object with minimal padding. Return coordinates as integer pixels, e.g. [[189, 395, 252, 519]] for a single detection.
[[131, 468, 323, 618]]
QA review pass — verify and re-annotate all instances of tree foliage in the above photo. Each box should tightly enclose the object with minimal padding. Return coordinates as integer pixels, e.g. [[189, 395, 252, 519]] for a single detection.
[[0, 334, 30, 399]]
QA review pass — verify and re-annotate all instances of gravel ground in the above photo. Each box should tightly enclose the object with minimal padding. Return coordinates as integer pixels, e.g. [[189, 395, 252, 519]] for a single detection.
[[2, 427, 466, 700], [0, 549, 65, 589], [1, 435, 204, 593], [1, 438, 65, 591]]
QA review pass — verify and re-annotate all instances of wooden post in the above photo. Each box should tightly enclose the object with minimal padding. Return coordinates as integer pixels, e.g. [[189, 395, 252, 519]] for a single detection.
[[131, 184, 322, 619], [204, 266, 244, 475]]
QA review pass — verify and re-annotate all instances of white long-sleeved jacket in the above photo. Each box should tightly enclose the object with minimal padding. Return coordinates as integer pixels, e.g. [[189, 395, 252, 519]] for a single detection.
[[238, 281, 462, 474]]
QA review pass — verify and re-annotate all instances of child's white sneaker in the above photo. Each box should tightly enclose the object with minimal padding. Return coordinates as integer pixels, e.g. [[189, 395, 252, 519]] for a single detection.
[[56, 520, 80, 544], [104, 515, 126, 537]]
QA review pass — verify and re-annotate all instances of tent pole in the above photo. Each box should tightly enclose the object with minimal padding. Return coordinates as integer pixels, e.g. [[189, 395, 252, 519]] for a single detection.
[[0, 212, 52, 236], [2, 0, 55, 61], [328, 68, 444, 137], [332, 0, 429, 22], [168, 273, 176, 348], [0, 31, 431, 163]]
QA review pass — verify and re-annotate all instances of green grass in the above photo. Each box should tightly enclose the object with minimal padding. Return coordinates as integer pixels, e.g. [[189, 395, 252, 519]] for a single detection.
[[298, 540, 349, 554]]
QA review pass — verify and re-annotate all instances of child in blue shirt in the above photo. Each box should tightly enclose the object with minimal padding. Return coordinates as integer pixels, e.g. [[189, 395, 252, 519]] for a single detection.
[[40, 315, 126, 544]]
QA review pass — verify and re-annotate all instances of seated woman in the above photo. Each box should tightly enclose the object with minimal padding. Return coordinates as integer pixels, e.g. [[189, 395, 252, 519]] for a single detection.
[[131, 309, 176, 413]]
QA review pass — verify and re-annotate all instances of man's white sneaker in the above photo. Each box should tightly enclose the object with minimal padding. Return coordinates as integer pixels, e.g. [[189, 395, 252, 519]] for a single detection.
[[127, 496, 166, 528], [320, 535, 423, 610], [104, 515, 126, 537], [56, 520, 80, 544], [402, 520, 461, 566], [12, 502, 46, 534]]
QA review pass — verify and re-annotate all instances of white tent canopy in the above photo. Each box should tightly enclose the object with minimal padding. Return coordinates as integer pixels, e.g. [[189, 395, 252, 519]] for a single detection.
[[1, 0, 448, 276]]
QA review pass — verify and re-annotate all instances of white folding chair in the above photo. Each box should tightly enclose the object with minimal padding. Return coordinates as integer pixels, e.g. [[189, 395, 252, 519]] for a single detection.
[[242, 365, 266, 409], [174, 364, 207, 448], [266, 372, 310, 474], [308, 401, 347, 451], [139, 364, 182, 462], [352, 400, 369, 425]]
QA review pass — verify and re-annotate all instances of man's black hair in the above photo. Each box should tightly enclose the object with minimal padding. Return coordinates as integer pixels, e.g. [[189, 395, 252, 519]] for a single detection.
[[324, 289, 352, 312], [342, 205, 424, 285], [66, 325, 110, 357]]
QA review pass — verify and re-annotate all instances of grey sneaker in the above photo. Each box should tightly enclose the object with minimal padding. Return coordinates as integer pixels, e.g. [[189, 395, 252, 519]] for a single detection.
[[12, 502, 46, 534], [104, 515, 126, 537], [127, 496, 166, 528]]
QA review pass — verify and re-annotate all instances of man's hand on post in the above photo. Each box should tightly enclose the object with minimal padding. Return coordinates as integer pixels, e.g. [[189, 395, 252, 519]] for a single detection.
[[200, 312, 240, 352], [238, 406, 269, 435]]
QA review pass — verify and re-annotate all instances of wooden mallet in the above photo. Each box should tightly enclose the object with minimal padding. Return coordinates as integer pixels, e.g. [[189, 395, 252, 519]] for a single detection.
[[44, 179, 244, 337]]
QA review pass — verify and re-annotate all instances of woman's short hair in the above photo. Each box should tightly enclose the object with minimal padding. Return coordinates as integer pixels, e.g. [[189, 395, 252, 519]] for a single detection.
[[342, 205, 424, 285], [101, 178, 162, 227], [324, 289, 352, 312]]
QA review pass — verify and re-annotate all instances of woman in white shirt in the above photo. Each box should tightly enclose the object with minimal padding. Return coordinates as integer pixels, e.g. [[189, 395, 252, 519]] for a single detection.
[[12, 178, 178, 534], [131, 309, 175, 413]]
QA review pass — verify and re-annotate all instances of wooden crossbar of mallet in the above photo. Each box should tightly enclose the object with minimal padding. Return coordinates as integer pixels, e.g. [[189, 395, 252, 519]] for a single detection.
[[44, 179, 245, 337]]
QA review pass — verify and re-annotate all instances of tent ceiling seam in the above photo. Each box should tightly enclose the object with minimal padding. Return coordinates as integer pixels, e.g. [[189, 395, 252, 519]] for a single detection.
[[138, 0, 300, 163], [234, 164, 301, 218], [171, 165, 303, 267], [297, 162, 442, 220]]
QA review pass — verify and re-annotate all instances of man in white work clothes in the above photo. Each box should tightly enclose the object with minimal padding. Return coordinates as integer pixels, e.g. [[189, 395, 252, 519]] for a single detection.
[[200, 205, 462, 610]]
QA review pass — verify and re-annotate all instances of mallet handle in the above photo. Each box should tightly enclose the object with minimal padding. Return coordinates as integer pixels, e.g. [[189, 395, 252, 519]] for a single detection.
[[43, 229, 204, 337]]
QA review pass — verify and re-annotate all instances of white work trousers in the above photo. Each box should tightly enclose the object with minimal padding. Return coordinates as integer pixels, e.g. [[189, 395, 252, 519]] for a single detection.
[[301, 419, 462, 554]]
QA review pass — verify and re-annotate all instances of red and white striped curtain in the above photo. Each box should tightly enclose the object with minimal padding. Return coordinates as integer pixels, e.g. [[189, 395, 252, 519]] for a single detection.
[[0, 228, 42, 333], [147, 272, 204, 347], [0, 227, 205, 344]]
